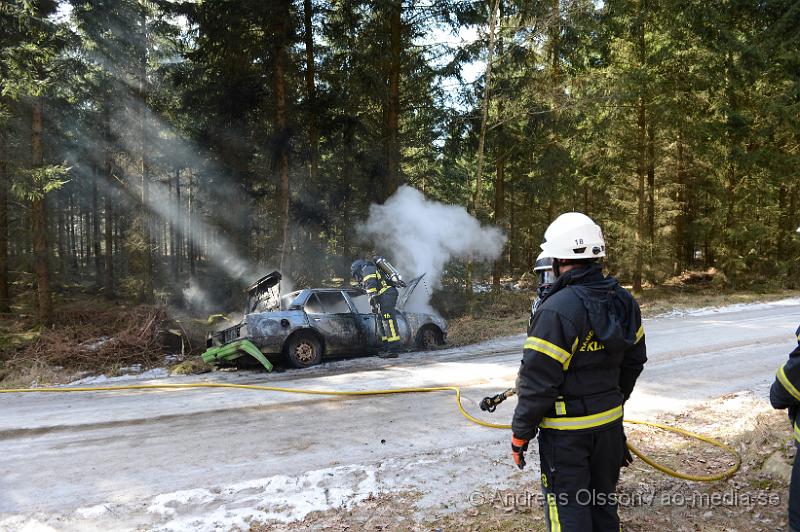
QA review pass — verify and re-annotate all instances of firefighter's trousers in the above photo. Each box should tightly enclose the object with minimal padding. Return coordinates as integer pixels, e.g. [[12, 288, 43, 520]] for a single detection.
[[791, 444, 800, 532], [538, 424, 624, 532], [374, 288, 401, 346]]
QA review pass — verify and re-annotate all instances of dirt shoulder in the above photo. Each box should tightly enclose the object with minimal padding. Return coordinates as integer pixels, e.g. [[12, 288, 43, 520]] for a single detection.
[[249, 392, 796, 531]]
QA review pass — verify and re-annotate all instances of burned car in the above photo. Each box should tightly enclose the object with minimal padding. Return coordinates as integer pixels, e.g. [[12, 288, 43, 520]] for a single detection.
[[202, 271, 447, 370]]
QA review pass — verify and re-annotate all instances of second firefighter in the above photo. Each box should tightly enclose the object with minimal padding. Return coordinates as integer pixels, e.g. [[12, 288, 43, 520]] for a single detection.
[[351, 257, 403, 357]]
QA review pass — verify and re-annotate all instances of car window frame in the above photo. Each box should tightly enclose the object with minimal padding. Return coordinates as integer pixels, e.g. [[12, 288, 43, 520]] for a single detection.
[[303, 292, 326, 315], [309, 290, 355, 315], [342, 289, 370, 315]]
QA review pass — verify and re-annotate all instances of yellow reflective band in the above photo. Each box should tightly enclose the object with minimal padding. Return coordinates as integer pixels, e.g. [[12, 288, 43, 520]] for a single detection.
[[366, 288, 377, 293], [377, 285, 391, 296], [362, 274, 377, 281], [540, 405, 623, 430], [777, 365, 800, 402], [555, 401, 566, 416], [563, 337, 579, 370], [547, 493, 561, 532], [635, 324, 644, 344], [524, 337, 571, 365], [794, 422, 800, 444]]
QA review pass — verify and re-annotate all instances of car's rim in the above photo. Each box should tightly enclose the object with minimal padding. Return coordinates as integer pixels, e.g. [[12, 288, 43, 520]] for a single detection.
[[295, 341, 316, 364], [423, 330, 437, 348]]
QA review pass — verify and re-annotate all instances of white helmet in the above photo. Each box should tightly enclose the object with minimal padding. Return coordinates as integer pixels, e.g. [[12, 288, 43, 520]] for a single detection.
[[540, 212, 606, 260]]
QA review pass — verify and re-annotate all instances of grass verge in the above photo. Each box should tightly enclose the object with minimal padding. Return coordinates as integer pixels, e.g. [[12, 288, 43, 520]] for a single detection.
[[445, 287, 800, 346]]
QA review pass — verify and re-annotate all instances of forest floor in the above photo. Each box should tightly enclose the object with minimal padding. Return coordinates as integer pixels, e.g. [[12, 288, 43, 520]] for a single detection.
[[249, 392, 796, 532]]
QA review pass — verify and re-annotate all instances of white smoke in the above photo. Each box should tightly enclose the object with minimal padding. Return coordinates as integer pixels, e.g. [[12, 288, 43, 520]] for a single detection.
[[360, 186, 506, 310]]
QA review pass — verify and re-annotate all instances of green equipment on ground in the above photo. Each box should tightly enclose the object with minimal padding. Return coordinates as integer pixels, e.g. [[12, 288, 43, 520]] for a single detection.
[[201, 339, 273, 372]]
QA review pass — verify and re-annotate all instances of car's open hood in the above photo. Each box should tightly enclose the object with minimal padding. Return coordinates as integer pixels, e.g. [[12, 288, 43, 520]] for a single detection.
[[397, 274, 425, 310], [245, 271, 282, 313]]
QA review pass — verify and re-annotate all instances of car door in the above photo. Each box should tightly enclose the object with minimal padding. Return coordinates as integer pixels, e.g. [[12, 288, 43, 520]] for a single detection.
[[304, 291, 365, 354], [343, 290, 382, 349]]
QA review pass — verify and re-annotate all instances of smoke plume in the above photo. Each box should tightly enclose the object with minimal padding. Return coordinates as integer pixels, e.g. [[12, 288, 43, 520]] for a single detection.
[[360, 186, 506, 310]]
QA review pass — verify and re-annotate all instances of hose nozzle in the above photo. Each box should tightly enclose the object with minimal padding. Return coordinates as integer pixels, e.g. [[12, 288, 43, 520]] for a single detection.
[[479, 388, 516, 413]]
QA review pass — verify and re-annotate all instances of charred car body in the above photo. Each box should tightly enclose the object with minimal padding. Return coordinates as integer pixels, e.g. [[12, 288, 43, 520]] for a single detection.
[[203, 271, 447, 370]]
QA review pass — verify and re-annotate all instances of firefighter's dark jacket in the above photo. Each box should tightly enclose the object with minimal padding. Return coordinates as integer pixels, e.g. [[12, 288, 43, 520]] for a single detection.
[[769, 325, 800, 445], [355, 261, 395, 296], [512, 264, 647, 440]]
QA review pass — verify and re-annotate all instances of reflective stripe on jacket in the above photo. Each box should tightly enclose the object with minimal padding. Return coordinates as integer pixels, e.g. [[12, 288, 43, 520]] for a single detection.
[[358, 262, 393, 296]]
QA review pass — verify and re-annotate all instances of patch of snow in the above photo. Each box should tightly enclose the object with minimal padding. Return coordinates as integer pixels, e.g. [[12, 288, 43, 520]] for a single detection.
[[148, 489, 217, 517], [148, 462, 385, 531], [67, 367, 169, 386], [0, 516, 60, 532], [74, 504, 109, 519], [79, 336, 114, 351], [649, 297, 800, 320]]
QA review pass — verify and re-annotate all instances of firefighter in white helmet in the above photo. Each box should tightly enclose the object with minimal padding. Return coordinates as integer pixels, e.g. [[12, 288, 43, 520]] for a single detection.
[[511, 212, 647, 531]]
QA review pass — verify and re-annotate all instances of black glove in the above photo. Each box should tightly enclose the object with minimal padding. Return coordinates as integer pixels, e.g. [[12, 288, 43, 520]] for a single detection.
[[621, 431, 634, 467]]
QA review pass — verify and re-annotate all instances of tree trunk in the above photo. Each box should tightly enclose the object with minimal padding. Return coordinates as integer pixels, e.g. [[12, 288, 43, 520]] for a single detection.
[[56, 198, 66, 274], [103, 100, 115, 299], [674, 137, 686, 275], [385, 0, 402, 197], [175, 170, 182, 274], [471, 0, 501, 217], [508, 196, 516, 271], [138, 5, 153, 302], [549, 0, 561, 106], [69, 194, 78, 273], [31, 95, 52, 324], [491, 0, 505, 289], [0, 115, 9, 312], [632, 8, 646, 292], [646, 122, 655, 281], [303, 0, 319, 181], [275, 0, 292, 280], [633, 98, 646, 292], [467, 0, 501, 305], [170, 170, 178, 278], [92, 171, 101, 282], [188, 169, 196, 277]]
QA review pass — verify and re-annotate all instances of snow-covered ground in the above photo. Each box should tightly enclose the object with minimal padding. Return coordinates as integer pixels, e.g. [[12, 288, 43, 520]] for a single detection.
[[1, 298, 799, 531]]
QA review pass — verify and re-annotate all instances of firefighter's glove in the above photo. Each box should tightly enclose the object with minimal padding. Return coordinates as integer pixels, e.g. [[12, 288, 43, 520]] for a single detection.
[[621, 432, 634, 468], [511, 435, 530, 470]]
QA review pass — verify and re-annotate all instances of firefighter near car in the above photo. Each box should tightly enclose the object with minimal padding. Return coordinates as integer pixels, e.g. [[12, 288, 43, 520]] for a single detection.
[[351, 257, 406, 357], [769, 323, 800, 531], [511, 212, 647, 531]]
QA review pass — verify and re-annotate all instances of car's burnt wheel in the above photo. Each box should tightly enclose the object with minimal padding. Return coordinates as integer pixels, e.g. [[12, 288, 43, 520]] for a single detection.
[[286, 333, 323, 368], [417, 326, 444, 349]]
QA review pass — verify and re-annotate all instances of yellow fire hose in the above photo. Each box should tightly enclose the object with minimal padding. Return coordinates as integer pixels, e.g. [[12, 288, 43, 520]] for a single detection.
[[0, 382, 740, 482]]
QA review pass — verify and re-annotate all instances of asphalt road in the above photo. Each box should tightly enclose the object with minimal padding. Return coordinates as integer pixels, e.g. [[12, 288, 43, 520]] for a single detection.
[[2, 299, 799, 531]]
